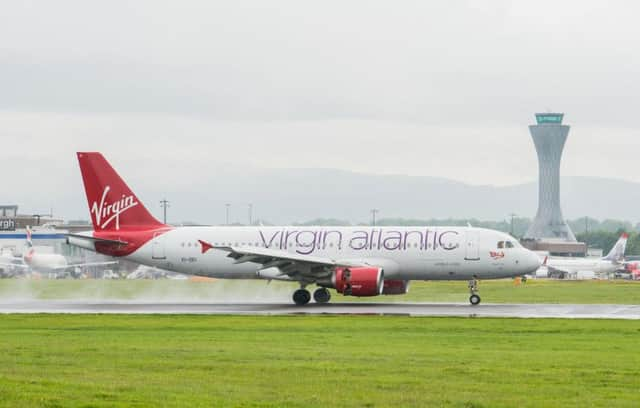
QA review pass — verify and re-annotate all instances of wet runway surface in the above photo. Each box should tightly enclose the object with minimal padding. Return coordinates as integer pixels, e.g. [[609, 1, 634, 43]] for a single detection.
[[0, 301, 638, 319]]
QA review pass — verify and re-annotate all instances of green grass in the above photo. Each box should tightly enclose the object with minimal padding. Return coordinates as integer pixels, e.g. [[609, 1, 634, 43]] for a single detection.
[[0, 279, 638, 304], [0, 315, 638, 407], [374, 279, 640, 304]]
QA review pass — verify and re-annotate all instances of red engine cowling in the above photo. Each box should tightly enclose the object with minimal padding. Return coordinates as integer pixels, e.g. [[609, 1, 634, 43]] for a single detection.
[[382, 280, 410, 295], [334, 267, 384, 297]]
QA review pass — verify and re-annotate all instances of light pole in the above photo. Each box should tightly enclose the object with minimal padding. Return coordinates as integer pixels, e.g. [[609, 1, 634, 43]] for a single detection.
[[509, 213, 517, 236], [371, 209, 379, 226], [160, 199, 170, 224], [248, 204, 253, 226], [584, 216, 589, 235], [225, 203, 230, 226]]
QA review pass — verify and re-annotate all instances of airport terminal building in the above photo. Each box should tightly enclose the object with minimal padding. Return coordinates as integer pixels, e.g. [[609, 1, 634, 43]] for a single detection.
[[0, 205, 68, 256]]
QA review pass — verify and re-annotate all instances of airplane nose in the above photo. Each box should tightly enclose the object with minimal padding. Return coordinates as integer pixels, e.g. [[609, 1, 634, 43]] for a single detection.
[[523, 250, 541, 273]]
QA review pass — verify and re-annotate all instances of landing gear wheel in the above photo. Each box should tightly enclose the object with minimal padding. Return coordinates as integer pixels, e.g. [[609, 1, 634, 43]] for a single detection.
[[293, 289, 311, 306], [313, 288, 331, 304], [469, 294, 481, 305]]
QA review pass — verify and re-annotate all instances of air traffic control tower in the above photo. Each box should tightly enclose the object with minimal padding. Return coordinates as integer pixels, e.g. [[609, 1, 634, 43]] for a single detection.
[[524, 113, 577, 242]]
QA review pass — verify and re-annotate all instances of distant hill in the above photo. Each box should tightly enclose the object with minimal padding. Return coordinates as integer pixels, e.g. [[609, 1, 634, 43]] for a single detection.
[[145, 169, 640, 225], [34, 167, 640, 225]]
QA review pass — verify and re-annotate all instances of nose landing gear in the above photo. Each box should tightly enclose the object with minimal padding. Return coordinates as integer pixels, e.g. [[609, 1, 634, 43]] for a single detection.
[[468, 275, 481, 306]]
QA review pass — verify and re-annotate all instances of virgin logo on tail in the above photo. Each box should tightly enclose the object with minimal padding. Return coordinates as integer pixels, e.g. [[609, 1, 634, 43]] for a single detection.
[[90, 186, 139, 230]]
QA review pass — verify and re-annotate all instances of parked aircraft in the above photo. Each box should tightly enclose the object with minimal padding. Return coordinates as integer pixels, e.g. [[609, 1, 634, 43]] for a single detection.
[[0, 227, 117, 276], [0, 248, 24, 277], [540, 233, 628, 278], [68, 152, 540, 305]]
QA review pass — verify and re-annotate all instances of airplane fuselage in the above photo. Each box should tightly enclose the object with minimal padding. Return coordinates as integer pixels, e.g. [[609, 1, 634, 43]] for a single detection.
[[544, 257, 618, 275], [73, 226, 540, 280], [24, 252, 68, 272]]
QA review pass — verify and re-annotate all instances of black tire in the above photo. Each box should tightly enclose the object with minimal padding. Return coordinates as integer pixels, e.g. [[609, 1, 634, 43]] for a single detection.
[[469, 294, 481, 305], [293, 289, 311, 306], [313, 288, 331, 304]]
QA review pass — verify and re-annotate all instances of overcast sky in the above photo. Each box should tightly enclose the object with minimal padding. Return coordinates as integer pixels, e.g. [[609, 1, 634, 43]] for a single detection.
[[1, 1, 639, 219]]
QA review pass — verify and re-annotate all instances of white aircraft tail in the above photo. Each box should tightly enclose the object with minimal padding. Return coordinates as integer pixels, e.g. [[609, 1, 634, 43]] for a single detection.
[[25, 226, 33, 248], [602, 233, 628, 263]]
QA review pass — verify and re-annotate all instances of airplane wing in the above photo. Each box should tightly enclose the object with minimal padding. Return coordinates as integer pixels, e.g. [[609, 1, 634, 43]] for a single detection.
[[0, 262, 30, 270], [539, 257, 571, 277], [201, 241, 366, 280], [544, 265, 569, 275], [52, 261, 119, 271], [540, 256, 569, 274]]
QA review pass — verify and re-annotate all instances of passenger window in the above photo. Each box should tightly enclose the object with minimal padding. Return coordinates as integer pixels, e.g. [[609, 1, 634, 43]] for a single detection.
[[506, 241, 514, 249], [497, 241, 504, 249]]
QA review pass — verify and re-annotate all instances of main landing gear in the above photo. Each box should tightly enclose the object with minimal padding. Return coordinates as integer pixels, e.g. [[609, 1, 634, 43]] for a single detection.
[[292, 287, 332, 305], [293, 288, 311, 306], [313, 287, 331, 304]]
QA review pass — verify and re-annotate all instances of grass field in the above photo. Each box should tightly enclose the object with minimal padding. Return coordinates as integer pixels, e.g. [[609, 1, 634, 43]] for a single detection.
[[0, 315, 638, 407], [0, 278, 638, 304]]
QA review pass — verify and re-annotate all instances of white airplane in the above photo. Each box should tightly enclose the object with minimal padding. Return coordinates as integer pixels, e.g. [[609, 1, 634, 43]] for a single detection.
[[0, 248, 24, 277], [67, 152, 541, 305], [540, 233, 628, 278], [0, 227, 118, 276]]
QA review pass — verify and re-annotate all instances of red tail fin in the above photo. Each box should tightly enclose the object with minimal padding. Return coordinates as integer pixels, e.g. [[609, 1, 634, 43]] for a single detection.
[[77, 152, 164, 231]]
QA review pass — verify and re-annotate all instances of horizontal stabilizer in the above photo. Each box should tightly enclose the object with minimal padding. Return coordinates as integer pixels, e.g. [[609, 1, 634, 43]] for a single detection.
[[55, 260, 119, 270], [66, 233, 129, 246]]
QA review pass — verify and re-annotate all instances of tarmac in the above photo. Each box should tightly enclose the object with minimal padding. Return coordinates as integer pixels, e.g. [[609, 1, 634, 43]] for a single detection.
[[0, 301, 638, 319]]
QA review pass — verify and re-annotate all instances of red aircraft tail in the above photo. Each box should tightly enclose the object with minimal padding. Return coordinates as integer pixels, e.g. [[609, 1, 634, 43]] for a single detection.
[[77, 152, 164, 232]]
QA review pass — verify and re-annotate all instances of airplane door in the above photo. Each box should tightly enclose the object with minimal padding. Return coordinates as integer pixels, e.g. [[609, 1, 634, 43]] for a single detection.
[[152, 232, 166, 260], [464, 230, 480, 261]]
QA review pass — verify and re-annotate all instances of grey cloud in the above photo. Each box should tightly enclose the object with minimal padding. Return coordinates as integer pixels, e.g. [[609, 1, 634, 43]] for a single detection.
[[0, 0, 639, 221], [1, 1, 640, 124]]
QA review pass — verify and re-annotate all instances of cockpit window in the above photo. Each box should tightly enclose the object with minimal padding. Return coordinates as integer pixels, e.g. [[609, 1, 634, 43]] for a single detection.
[[497, 241, 504, 249], [505, 241, 514, 249]]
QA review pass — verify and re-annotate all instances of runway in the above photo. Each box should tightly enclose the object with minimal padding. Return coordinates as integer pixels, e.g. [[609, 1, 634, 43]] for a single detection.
[[0, 301, 638, 319]]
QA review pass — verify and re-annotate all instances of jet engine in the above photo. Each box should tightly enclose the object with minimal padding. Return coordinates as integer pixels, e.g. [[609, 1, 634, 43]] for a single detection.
[[333, 267, 384, 297], [381, 279, 410, 295]]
